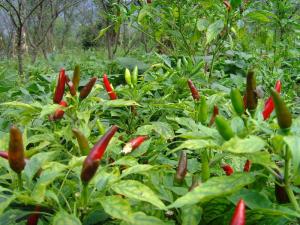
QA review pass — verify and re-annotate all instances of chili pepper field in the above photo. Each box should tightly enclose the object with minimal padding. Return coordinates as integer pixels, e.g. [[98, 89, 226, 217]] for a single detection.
[[0, 1, 300, 225]]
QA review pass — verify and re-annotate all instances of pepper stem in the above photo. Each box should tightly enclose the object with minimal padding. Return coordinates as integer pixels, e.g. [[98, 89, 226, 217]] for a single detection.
[[201, 150, 210, 182], [82, 183, 88, 206], [17, 173, 23, 190]]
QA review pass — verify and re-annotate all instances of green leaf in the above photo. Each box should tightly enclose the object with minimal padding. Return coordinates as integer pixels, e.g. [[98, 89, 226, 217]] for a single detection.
[[103, 99, 140, 109], [284, 136, 300, 177], [246, 10, 278, 23], [113, 156, 138, 167], [100, 195, 132, 222], [206, 20, 224, 44], [230, 0, 242, 9], [197, 19, 209, 31], [39, 104, 60, 118], [94, 25, 112, 41], [181, 205, 202, 225], [151, 122, 174, 140], [221, 136, 266, 154], [129, 212, 167, 225], [168, 173, 255, 208], [170, 139, 218, 155], [0, 195, 15, 214], [52, 211, 82, 225], [121, 164, 155, 178], [111, 180, 167, 210]]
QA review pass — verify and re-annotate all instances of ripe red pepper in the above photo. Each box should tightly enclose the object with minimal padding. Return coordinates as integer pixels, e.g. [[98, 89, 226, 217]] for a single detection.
[[122, 136, 148, 154], [65, 75, 77, 96], [49, 100, 67, 121], [230, 199, 246, 225], [187, 79, 200, 101], [79, 77, 97, 100], [81, 125, 118, 184], [27, 205, 41, 225], [103, 74, 117, 100], [262, 80, 281, 120], [8, 126, 26, 174], [0, 151, 8, 160], [221, 164, 234, 176], [53, 68, 66, 103], [243, 160, 251, 172], [208, 105, 219, 127], [175, 151, 187, 183]]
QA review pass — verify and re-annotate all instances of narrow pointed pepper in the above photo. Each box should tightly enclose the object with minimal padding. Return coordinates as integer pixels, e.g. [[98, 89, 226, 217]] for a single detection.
[[198, 96, 208, 124], [175, 151, 187, 183], [0, 151, 8, 160], [262, 80, 281, 120], [81, 125, 118, 184], [271, 89, 292, 130], [103, 74, 117, 100], [53, 69, 66, 103], [188, 175, 199, 191], [223, 0, 231, 11], [275, 183, 289, 204], [215, 115, 234, 141], [8, 126, 26, 174], [72, 65, 80, 90], [132, 66, 138, 86], [79, 77, 97, 100], [125, 68, 132, 86], [50, 100, 67, 121], [230, 88, 244, 116], [222, 164, 234, 176], [243, 160, 251, 172], [27, 205, 41, 225], [65, 75, 76, 96], [230, 199, 246, 225], [122, 136, 148, 154], [187, 79, 200, 101], [208, 105, 219, 127], [72, 128, 90, 155], [245, 71, 257, 112]]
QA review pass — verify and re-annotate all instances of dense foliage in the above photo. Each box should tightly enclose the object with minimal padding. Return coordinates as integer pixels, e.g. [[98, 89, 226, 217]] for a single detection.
[[0, 0, 300, 224]]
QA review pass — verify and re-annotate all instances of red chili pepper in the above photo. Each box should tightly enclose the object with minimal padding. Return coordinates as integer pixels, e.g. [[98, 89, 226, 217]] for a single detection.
[[187, 79, 200, 101], [122, 136, 148, 154], [103, 74, 117, 100], [50, 100, 67, 121], [223, 0, 231, 11], [243, 160, 251, 172], [27, 205, 41, 225], [230, 199, 246, 225], [208, 105, 219, 127], [65, 75, 76, 96], [221, 164, 234, 176], [81, 125, 118, 184], [0, 151, 8, 160], [262, 80, 281, 120], [53, 69, 66, 103], [79, 77, 97, 100]]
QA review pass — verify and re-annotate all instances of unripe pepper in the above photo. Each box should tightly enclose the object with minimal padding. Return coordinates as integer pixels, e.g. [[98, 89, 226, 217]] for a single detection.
[[103, 74, 117, 100], [230, 199, 246, 225], [72, 128, 89, 155], [221, 164, 234, 176], [72, 65, 80, 90], [53, 69, 66, 103], [215, 115, 234, 141], [122, 136, 148, 154], [81, 125, 118, 184], [50, 100, 67, 121], [125, 68, 132, 86], [187, 79, 200, 101], [65, 75, 76, 96], [230, 88, 244, 116], [79, 77, 97, 100], [175, 151, 187, 183], [245, 71, 257, 112], [243, 160, 251, 172], [208, 105, 219, 127], [132, 66, 138, 86], [8, 126, 26, 174], [270, 89, 292, 130], [198, 96, 208, 124], [262, 80, 281, 120]]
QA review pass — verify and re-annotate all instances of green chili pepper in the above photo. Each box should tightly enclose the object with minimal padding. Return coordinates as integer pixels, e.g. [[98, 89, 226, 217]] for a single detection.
[[198, 96, 208, 124], [271, 89, 292, 130], [125, 68, 132, 86], [230, 88, 244, 116], [132, 66, 138, 86], [72, 65, 80, 90], [215, 115, 235, 141], [72, 128, 90, 155]]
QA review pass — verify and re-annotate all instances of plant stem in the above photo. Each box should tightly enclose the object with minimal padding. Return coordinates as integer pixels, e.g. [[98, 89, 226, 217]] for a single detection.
[[17, 173, 23, 190], [201, 150, 210, 182], [82, 183, 88, 206]]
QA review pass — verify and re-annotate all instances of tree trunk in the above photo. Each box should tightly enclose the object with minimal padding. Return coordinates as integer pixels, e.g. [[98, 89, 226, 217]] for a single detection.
[[17, 26, 25, 77]]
